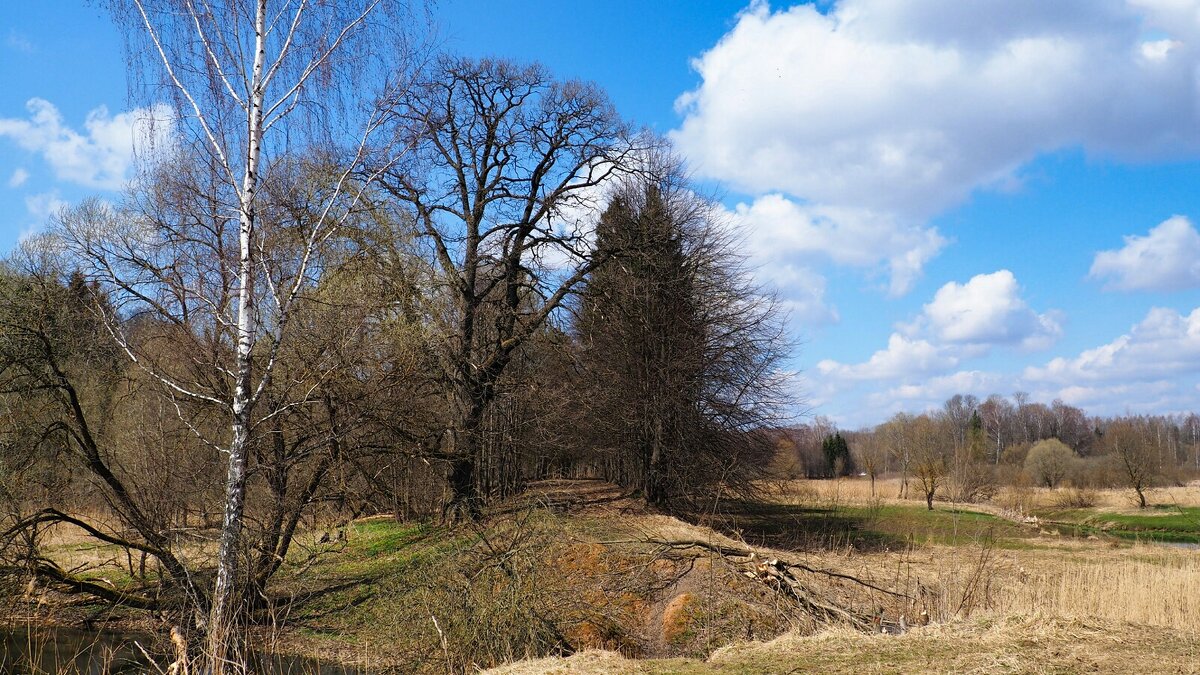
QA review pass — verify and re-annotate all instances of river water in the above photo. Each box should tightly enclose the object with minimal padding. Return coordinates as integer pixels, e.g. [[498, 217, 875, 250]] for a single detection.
[[0, 626, 366, 674], [1161, 541, 1200, 550]]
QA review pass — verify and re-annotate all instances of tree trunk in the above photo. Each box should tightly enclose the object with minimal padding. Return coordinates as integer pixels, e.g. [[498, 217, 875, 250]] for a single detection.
[[645, 417, 666, 506], [206, 420, 251, 671], [207, 3, 267, 670], [444, 455, 479, 522], [925, 491, 934, 510], [443, 365, 503, 522]]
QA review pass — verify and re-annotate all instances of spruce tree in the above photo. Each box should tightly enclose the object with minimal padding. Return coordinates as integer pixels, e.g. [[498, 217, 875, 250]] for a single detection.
[[575, 167, 788, 508], [576, 187, 702, 505]]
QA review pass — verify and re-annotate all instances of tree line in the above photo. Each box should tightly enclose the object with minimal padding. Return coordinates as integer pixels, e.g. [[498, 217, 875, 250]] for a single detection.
[[776, 392, 1200, 509]]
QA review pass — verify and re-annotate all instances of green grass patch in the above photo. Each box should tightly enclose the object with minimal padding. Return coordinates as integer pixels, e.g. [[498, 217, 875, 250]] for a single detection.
[[300, 519, 474, 581], [712, 499, 1036, 552], [1101, 506, 1200, 531], [345, 519, 428, 557], [845, 504, 1032, 548], [1037, 506, 1200, 545], [271, 508, 612, 670]]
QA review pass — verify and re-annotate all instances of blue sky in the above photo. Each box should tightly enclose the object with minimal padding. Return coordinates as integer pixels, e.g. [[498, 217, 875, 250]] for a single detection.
[[4, 1, 1200, 428]]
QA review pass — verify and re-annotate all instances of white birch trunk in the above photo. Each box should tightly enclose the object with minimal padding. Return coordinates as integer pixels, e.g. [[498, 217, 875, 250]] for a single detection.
[[206, 2, 267, 670]]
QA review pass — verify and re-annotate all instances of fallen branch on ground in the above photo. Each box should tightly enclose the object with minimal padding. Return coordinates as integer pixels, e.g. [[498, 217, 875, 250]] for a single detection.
[[598, 536, 912, 632]]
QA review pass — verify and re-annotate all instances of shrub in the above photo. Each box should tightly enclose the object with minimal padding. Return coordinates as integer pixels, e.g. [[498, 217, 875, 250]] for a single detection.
[[995, 486, 1035, 516], [1025, 439, 1074, 488], [1052, 487, 1098, 509]]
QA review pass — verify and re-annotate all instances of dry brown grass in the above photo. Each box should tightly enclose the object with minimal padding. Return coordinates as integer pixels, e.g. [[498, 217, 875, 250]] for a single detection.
[[26, 480, 1200, 673], [996, 482, 1200, 511], [1013, 551, 1200, 628], [488, 616, 1200, 673], [780, 476, 1200, 511], [491, 480, 1200, 673], [874, 541, 1200, 633], [710, 615, 1200, 674], [626, 485, 1200, 634]]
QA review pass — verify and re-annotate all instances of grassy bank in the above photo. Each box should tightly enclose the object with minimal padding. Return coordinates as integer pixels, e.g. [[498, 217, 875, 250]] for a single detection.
[[1036, 505, 1200, 544], [264, 479, 1200, 671], [12, 478, 1200, 672]]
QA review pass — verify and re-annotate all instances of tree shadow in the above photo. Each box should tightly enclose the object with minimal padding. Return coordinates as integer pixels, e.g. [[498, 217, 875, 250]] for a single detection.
[[687, 498, 907, 553], [275, 578, 379, 624]]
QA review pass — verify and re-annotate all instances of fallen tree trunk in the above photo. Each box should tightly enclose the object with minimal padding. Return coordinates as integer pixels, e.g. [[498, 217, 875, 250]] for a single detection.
[[602, 536, 914, 632]]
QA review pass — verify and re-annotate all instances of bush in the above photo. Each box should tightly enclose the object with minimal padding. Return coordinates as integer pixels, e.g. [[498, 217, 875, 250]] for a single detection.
[[994, 486, 1035, 516], [1001, 442, 1031, 467], [993, 463, 1029, 489], [1069, 456, 1119, 489], [1025, 439, 1074, 488], [948, 461, 996, 503], [1052, 487, 1098, 509]]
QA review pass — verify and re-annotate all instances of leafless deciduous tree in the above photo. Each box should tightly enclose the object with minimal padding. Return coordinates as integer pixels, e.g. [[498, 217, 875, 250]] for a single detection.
[[909, 415, 952, 510], [1105, 420, 1157, 508], [941, 394, 978, 451], [84, 1, 420, 668], [878, 413, 914, 499], [375, 57, 638, 519], [946, 410, 995, 503], [855, 432, 888, 497], [0, 251, 210, 613]]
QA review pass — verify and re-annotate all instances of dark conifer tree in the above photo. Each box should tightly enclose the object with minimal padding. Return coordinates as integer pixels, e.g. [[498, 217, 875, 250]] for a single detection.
[[575, 172, 788, 507], [821, 432, 854, 477], [576, 187, 702, 505]]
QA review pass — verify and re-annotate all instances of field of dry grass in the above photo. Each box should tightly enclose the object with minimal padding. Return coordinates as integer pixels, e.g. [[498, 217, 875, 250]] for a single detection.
[[794, 475, 1200, 510], [14, 478, 1200, 673], [489, 479, 1200, 673], [489, 616, 1200, 674]]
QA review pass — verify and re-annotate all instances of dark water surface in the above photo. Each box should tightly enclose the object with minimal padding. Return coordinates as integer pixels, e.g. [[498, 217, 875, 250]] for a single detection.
[[0, 626, 366, 674]]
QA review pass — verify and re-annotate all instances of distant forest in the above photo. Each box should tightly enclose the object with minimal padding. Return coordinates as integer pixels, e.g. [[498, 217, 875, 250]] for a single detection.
[[777, 393, 1199, 508]]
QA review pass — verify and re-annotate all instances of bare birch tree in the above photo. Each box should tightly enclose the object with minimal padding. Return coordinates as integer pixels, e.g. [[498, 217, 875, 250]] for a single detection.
[[880, 413, 914, 499], [79, 2, 421, 669]]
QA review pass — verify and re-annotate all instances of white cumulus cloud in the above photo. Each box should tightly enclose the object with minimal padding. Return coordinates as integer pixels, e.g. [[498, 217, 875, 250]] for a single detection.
[[921, 270, 1062, 350], [817, 333, 957, 381], [0, 98, 174, 190], [771, 264, 840, 326], [1017, 302, 1200, 416], [815, 270, 1059, 396], [865, 370, 1008, 418], [1089, 215, 1200, 291], [674, 1, 1200, 218], [671, 0, 1200, 301], [1025, 306, 1200, 385], [727, 194, 946, 297]]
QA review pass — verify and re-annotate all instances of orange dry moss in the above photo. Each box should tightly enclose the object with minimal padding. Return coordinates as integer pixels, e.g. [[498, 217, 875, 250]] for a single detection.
[[552, 542, 657, 653], [661, 593, 698, 644]]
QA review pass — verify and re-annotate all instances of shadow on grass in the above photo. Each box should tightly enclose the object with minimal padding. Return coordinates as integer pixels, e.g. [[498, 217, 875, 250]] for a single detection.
[[687, 499, 908, 553], [270, 578, 379, 624]]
